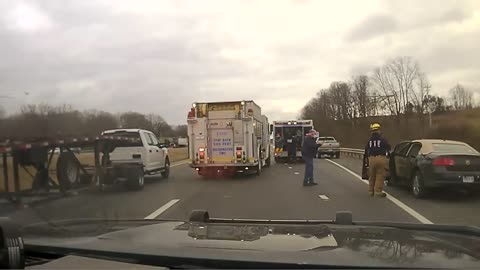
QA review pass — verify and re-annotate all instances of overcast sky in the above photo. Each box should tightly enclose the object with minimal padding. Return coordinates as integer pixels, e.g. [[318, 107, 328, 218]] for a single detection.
[[0, 0, 479, 124]]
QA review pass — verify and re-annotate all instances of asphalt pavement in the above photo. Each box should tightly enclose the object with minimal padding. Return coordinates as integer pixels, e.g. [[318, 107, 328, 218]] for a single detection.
[[6, 157, 480, 226]]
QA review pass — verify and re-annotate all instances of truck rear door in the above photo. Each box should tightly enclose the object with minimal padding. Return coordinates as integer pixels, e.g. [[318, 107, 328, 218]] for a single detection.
[[208, 121, 234, 164], [105, 131, 147, 165]]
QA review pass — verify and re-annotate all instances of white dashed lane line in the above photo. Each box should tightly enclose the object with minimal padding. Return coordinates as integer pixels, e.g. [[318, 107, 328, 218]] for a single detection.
[[144, 199, 180, 220], [318, 195, 329, 201]]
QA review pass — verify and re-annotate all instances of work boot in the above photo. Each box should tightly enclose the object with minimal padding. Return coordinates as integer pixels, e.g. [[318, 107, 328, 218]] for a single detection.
[[368, 191, 374, 197], [375, 192, 387, 198]]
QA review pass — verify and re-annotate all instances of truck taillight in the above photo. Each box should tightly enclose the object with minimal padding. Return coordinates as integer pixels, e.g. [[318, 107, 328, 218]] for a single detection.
[[236, 150, 242, 158], [199, 148, 205, 160]]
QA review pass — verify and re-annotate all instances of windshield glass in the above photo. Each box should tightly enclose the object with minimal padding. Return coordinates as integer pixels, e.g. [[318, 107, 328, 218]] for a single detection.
[[432, 143, 478, 154], [1, 1, 480, 268]]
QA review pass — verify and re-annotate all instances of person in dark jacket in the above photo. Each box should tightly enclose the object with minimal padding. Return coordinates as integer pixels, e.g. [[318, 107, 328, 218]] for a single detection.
[[364, 123, 391, 197], [302, 129, 320, 186], [287, 135, 297, 163]]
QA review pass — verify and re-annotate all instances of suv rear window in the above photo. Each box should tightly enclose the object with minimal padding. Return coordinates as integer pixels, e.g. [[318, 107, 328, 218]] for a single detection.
[[432, 143, 478, 154]]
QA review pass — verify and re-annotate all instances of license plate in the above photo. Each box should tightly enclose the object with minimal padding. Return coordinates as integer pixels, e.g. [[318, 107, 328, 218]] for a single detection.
[[463, 176, 475, 183]]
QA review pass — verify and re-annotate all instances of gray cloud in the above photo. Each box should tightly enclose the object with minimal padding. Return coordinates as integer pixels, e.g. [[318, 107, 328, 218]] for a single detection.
[[0, 1, 251, 123], [345, 14, 397, 42], [0, 0, 479, 124]]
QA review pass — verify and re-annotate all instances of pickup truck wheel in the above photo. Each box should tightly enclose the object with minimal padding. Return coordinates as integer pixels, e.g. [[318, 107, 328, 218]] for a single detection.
[[161, 158, 170, 179], [57, 152, 80, 191], [126, 167, 144, 191]]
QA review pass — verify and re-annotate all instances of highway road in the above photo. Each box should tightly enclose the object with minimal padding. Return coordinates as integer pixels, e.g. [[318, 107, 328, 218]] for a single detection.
[[6, 156, 480, 227]]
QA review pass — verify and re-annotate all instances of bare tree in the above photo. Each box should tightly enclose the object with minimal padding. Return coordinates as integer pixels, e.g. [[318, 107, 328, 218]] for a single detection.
[[352, 75, 373, 117], [389, 56, 419, 111], [371, 56, 421, 117], [147, 113, 173, 137], [83, 110, 119, 136], [329, 81, 353, 120], [120, 112, 153, 130], [449, 83, 473, 110], [410, 72, 431, 114], [372, 66, 401, 116]]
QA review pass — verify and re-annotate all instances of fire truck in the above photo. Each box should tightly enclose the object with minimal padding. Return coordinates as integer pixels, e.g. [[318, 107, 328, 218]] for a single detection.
[[272, 120, 314, 162], [187, 101, 271, 176]]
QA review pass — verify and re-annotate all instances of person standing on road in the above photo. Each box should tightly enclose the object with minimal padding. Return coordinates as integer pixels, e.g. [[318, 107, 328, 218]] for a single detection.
[[275, 133, 284, 154], [364, 123, 391, 197], [287, 135, 297, 163], [302, 129, 320, 186]]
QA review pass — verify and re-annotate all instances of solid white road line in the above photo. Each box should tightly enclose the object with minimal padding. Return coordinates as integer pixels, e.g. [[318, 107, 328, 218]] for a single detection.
[[325, 159, 433, 224], [144, 199, 180, 220], [318, 195, 329, 200]]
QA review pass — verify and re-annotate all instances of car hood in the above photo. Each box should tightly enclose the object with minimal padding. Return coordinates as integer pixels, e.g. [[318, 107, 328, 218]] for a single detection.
[[23, 220, 480, 268]]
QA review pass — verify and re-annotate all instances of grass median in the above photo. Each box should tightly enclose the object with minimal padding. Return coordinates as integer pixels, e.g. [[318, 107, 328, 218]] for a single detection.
[[0, 147, 188, 192]]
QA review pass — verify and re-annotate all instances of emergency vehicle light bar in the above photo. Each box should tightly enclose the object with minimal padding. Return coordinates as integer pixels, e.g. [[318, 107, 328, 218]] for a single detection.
[[273, 120, 313, 125]]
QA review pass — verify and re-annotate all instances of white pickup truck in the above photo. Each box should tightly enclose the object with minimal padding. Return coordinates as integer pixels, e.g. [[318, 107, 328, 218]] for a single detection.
[[316, 136, 340, 159], [101, 129, 170, 190]]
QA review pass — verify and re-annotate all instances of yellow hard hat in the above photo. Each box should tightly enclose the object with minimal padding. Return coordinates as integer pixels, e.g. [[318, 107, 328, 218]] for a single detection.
[[370, 123, 381, 131]]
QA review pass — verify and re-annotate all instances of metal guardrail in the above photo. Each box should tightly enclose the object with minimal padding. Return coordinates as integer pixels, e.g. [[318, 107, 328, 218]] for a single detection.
[[340, 148, 364, 159]]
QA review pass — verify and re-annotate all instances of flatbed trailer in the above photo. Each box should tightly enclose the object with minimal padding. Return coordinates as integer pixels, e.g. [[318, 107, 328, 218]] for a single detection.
[[0, 135, 144, 205]]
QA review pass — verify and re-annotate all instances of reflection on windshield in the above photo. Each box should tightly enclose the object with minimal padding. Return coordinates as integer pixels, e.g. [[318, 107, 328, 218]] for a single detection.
[[179, 223, 480, 263]]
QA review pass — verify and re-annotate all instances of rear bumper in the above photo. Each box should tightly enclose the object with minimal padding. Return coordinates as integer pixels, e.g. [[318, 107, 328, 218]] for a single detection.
[[274, 151, 302, 158], [318, 149, 340, 154], [424, 171, 480, 188], [190, 162, 258, 168]]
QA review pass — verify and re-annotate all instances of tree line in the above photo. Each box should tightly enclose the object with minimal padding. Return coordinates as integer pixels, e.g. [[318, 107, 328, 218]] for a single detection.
[[301, 56, 476, 122], [0, 104, 187, 140]]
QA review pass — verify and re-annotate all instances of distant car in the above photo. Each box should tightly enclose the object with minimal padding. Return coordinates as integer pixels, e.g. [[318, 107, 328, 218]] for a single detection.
[[316, 136, 340, 158], [53, 147, 81, 154], [388, 139, 480, 198]]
